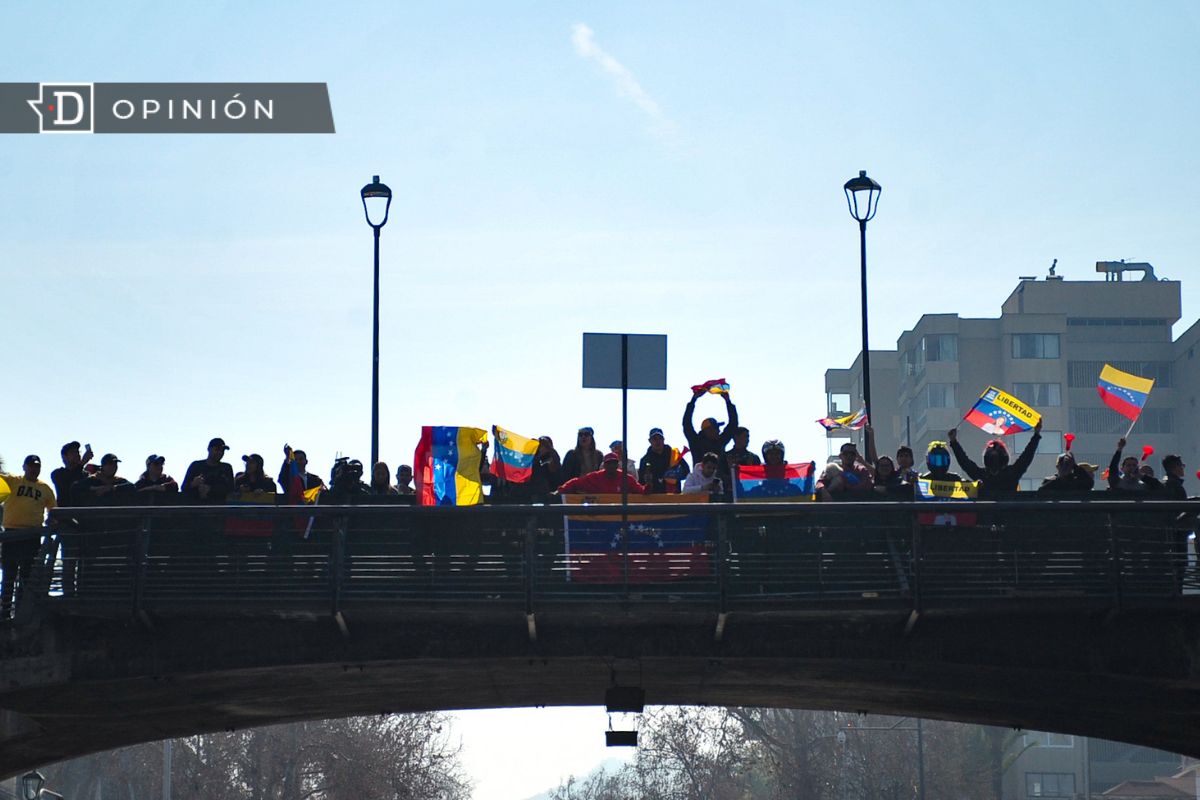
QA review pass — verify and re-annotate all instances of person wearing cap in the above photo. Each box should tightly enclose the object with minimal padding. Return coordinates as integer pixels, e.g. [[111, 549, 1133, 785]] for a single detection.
[[727, 427, 761, 467], [394, 464, 415, 495], [235, 454, 276, 494], [608, 440, 637, 475], [182, 438, 236, 503], [135, 455, 179, 500], [0, 455, 56, 618], [557, 452, 648, 495], [638, 427, 690, 494], [562, 426, 603, 482], [50, 440, 93, 596], [72, 454, 136, 506], [682, 386, 739, 475], [50, 440, 93, 507]]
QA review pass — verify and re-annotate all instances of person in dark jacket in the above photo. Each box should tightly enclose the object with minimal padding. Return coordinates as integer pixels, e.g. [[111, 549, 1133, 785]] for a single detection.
[[72, 454, 136, 506], [182, 438, 236, 503], [947, 419, 1042, 497], [1161, 454, 1188, 500], [1106, 438, 1160, 496], [727, 427, 761, 467], [278, 445, 326, 499], [134, 454, 179, 501], [235, 454, 277, 494], [638, 427, 689, 493], [50, 440, 93, 596], [562, 427, 603, 482], [682, 388, 739, 474], [1037, 452, 1096, 496]]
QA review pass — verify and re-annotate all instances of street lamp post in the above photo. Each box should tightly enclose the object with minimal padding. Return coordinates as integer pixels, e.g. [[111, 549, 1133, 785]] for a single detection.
[[843, 170, 882, 426], [360, 175, 393, 468]]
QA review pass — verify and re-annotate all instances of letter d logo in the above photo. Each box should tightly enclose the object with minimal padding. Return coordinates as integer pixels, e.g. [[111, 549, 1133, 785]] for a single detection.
[[28, 83, 94, 133]]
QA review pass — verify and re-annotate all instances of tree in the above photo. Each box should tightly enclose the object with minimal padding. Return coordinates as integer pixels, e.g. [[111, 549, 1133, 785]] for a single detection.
[[41, 713, 471, 800]]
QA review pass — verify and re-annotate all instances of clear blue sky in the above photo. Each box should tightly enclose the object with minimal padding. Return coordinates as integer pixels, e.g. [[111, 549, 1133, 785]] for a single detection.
[[3, 2, 1199, 796]]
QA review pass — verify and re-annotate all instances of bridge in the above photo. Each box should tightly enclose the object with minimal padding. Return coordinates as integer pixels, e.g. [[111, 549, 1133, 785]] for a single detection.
[[1, 499, 1199, 776]]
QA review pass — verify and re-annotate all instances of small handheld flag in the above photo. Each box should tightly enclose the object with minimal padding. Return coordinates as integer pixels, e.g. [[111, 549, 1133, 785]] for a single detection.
[[1141, 445, 1154, 463], [691, 379, 730, 395], [1063, 433, 1075, 451], [492, 425, 540, 484], [1097, 365, 1154, 437], [817, 408, 868, 432], [963, 386, 1040, 435]]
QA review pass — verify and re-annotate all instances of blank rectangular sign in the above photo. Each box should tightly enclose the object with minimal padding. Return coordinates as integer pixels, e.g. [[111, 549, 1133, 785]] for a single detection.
[[582, 333, 667, 390]]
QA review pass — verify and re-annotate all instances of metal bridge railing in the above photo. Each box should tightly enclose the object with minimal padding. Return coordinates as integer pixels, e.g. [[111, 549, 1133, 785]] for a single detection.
[[1, 499, 1195, 624]]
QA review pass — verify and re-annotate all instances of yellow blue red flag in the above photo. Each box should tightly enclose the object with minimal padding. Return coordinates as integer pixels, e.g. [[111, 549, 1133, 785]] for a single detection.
[[414, 426, 488, 506], [964, 386, 1040, 435], [1097, 364, 1154, 421], [492, 425, 539, 484]]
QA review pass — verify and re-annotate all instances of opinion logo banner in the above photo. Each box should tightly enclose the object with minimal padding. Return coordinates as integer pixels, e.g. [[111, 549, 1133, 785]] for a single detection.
[[0, 83, 335, 133]]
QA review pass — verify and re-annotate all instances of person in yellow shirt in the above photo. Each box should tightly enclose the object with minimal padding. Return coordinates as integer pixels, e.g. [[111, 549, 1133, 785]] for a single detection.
[[1, 455, 56, 619]]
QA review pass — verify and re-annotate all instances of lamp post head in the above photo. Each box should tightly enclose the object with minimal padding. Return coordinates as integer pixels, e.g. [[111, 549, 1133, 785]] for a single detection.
[[360, 174, 393, 229], [21, 771, 45, 800], [844, 169, 881, 223]]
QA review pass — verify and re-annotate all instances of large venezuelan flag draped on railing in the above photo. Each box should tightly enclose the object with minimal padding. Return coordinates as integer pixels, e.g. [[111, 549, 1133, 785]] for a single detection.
[[562, 494, 711, 583], [491, 425, 539, 484], [224, 490, 277, 537], [1097, 364, 1154, 421], [733, 462, 817, 501], [963, 386, 1040, 435], [414, 426, 488, 506]]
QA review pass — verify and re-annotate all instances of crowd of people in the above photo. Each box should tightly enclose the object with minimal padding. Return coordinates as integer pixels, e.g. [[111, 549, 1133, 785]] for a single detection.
[[1, 387, 1194, 618]]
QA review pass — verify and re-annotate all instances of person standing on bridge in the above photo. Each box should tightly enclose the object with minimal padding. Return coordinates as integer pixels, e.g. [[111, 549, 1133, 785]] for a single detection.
[[182, 438, 235, 504], [562, 427, 603, 482], [0, 455, 55, 619], [557, 452, 648, 495], [1106, 438, 1159, 496], [947, 419, 1042, 498], [72, 454, 135, 506], [50, 440, 92, 595], [920, 441, 963, 483], [279, 445, 326, 502], [135, 455, 179, 502], [682, 387, 739, 474]]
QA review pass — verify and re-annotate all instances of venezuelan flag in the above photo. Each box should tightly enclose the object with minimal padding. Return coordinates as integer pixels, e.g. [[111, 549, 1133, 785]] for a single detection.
[[915, 478, 979, 500], [691, 378, 730, 395], [492, 425, 539, 484], [0, 476, 9, 504], [733, 461, 816, 501], [1097, 364, 1154, 421], [414, 426, 488, 506], [963, 386, 1040, 435], [816, 408, 868, 432]]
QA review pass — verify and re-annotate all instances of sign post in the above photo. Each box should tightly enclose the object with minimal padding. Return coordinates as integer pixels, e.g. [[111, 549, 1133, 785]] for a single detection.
[[582, 333, 668, 592]]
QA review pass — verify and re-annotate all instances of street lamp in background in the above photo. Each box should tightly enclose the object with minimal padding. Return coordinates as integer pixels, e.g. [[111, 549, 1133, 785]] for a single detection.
[[843, 170, 882, 427], [360, 175, 393, 468]]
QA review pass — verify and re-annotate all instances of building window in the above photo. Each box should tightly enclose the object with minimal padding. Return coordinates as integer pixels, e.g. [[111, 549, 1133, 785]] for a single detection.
[[1067, 318, 1168, 327], [923, 334, 958, 363], [1012, 334, 1060, 359], [1070, 408, 1174, 434], [927, 383, 956, 408], [828, 393, 851, 417], [1013, 383, 1062, 407], [1024, 732, 1075, 748], [1026, 773, 1076, 798], [1067, 361, 1173, 388]]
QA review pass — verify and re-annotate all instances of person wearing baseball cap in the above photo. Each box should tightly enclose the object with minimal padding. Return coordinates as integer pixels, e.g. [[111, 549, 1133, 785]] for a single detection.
[[556, 450, 648, 495], [181, 437, 235, 504], [50, 440, 94, 507], [638, 426, 690, 494], [683, 384, 740, 475], [73, 454, 135, 506], [135, 454, 179, 500], [0, 455, 56, 618]]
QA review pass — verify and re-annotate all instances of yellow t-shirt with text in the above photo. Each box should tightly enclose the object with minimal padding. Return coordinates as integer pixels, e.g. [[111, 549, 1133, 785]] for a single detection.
[[0, 474, 56, 529]]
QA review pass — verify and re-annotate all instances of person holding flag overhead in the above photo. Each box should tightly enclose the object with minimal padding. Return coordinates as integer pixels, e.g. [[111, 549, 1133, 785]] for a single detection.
[[683, 381, 739, 474], [947, 418, 1042, 498]]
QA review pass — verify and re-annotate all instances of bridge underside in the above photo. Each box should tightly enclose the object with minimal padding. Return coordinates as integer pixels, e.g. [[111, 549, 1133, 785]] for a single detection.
[[3, 600, 1200, 775]]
